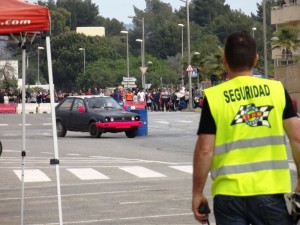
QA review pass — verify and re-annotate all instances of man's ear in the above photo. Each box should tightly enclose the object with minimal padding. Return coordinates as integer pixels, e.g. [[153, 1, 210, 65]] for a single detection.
[[253, 54, 259, 67]]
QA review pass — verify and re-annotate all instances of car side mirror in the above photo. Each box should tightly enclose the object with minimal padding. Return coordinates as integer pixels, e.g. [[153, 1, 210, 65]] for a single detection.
[[78, 107, 85, 113]]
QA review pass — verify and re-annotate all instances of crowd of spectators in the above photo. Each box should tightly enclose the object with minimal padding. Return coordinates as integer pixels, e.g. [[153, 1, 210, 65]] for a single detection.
[[0, 78, 212, 112]]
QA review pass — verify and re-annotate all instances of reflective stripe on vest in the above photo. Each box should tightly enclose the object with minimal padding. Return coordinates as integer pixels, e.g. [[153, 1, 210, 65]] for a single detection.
[[211, 160, 289, 179], [214, 135, 286, 155]]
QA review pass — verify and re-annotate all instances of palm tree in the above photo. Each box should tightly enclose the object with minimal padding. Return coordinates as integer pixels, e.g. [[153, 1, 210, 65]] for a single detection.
[[272, 26, 300, 64]]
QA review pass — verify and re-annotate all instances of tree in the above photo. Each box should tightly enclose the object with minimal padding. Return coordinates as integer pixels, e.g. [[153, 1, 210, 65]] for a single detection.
[[272, 26, 300, 64]]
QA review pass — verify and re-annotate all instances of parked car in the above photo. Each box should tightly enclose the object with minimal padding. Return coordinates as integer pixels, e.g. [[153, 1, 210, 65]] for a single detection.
[[55, 96, 143, 138]]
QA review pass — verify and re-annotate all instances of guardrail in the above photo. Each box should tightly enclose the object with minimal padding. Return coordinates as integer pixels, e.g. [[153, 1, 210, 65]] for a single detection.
[[0, 103, 58, 114]]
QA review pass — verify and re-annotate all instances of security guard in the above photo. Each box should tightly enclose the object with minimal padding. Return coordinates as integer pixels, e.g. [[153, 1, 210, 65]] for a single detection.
[[192, 31, 300, 225]]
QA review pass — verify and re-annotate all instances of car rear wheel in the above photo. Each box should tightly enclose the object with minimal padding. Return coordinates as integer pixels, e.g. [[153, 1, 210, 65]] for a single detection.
[[0, 141, 2, 156], [125, 128, 138, 138], [57, 121, 67, 137], [89, 122, 102, 138]]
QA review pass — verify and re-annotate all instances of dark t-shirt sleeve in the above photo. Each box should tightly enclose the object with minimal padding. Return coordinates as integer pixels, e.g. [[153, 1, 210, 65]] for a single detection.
[[197, 97, 216, 135], [283, 89, 297, 119], [197, 89, 297, 135]]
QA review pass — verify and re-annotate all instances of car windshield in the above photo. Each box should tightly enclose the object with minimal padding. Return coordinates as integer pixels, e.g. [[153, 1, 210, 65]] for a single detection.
[[86, 97, 122, 110]]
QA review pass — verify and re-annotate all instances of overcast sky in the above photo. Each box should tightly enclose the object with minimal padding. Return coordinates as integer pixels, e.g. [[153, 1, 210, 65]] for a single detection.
[[95, 0, 261, 24]]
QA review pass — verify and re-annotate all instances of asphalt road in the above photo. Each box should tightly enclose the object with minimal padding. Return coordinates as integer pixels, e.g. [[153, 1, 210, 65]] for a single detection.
[[0, 111, 207, 225], [0, 111, 297, 225]]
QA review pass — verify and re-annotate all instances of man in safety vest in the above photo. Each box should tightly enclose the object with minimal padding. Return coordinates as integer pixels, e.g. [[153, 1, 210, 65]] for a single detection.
[[192, 31, 300, 225]]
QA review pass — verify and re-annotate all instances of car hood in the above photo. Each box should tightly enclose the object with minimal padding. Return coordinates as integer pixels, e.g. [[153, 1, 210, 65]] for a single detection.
[[92, 109, 139, 117]]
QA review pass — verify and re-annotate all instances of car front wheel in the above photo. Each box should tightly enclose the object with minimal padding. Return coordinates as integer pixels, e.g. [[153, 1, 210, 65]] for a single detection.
[[57, 121, 67, 137], [125, 128, 138, 138], [89, 122, 102, 138]]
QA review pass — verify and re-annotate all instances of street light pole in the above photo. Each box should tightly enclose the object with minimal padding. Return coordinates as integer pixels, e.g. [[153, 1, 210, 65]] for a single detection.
[[263, 0, 268, 79], [129, 16, 146, 88], [79, 48, 86, 77], [121, 31, 130, 79], [181, 0, 192, 109], [136, 39, 143, 82], [252, 27, 257, 38], [178, 23, 184, 87], [37, 46, 44, 85]]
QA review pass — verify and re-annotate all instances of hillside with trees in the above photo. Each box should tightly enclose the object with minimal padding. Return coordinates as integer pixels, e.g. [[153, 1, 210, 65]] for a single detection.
[[2, 0, 282, 92]]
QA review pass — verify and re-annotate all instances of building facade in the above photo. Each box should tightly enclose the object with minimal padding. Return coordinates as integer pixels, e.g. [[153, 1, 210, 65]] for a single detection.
[[271, 0, 300, 112]]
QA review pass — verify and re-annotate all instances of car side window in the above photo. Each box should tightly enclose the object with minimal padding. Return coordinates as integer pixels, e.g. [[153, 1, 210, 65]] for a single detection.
[[72, 99, 84, 111], [58, 98, 73, 111]]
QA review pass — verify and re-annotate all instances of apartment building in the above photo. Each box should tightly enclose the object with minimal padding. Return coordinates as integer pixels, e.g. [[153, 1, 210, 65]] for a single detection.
[[271, 0, 300, 112]]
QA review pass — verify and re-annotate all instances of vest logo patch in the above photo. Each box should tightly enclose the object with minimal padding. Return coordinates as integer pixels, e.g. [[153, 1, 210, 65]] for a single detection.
[[231, 104, 274, 127]]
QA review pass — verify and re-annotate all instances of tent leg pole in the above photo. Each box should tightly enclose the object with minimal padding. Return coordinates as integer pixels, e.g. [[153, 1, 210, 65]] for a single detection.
[[21, 47, 27, 225], [46, 35, 63, 225]]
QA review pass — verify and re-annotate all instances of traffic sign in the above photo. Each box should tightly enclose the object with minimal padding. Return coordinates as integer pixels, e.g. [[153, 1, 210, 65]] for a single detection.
[[123, 77, 137, 82], [140, 67, 148, 74], [126, 84, 137, 88], [186, 64, 193, 72], [121, 81, 136, 85]]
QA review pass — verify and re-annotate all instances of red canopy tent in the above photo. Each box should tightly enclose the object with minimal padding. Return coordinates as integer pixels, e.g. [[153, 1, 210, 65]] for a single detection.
[[0, 1, 63, 224]]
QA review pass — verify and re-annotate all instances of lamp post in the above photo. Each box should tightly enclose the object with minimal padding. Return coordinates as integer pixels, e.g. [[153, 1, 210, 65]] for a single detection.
[[252, 27, 257, 38], [180, 0, 192, 109], [136, 39, 143, 87], [37, 46, 44, 85], [79, 48, 86, 77], [262, 0, 268, 78], [121, 31, 130, 80], [178, 23, 184, 87], [193, 51, 200, 89], [129, 16, 146, 88]]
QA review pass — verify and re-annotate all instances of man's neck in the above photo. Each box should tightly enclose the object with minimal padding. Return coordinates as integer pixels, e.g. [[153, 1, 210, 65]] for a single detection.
[[227, 69, 253, 79]]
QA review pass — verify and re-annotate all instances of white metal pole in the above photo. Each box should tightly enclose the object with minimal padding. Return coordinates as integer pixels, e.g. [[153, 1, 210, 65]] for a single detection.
[[126, 32, 129, 79], [46, 36, 63, 225], [21, 47, 26, 225], [37, 48, 39, 84], [186, 0, 193, 109], [263, 0, 268, 78], [179, 24, 184, 87], [142, 17, 145, 88]]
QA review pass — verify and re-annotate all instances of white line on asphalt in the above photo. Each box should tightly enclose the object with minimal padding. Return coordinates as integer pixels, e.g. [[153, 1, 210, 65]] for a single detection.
[[13, 169, 51, 182], [89, 155, 179, 165], [67, 154, 81, 156], [155, 121, 170, 124], [119, 166, 166, 178], [27, 213, 195, 225], [18, 124, 31, 126], [42, 123, 52, 126], [0, 124, 8, 126], [67, 168, 109, 180], [169, 165, 193, 174]]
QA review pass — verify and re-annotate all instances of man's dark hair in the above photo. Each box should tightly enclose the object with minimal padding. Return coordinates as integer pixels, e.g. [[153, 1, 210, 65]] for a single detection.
[[224, 31, 257, 72]]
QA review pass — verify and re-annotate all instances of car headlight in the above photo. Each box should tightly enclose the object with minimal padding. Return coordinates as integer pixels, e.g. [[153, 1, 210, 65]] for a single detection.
[[135, 116, 140, 121], [110, 117, 114, 122], [131, 116, 135, 121], [105, 117, 110, 122]]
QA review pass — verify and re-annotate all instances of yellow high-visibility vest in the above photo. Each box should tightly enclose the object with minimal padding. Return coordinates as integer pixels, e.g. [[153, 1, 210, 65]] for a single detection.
[[204, 76, 291, 197]]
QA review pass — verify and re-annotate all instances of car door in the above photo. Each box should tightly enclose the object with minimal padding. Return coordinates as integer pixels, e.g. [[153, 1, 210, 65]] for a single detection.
[[56, 98, 74, 129], [70, 98, 90, 131]]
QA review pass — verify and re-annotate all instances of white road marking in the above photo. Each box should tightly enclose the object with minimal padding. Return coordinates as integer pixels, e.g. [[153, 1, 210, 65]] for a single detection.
[[42, 123, 52, 126], [119, 166, 166, 178], [155, 121, 170, 124], [67, 168, 109, 180], [67, 154, 81, 156], [18, 124, 31, 126], [178, 120, 193, 123], [0, 124, 8, 126], [169, 165, 192, 174], [13, 169, 51, 182]]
